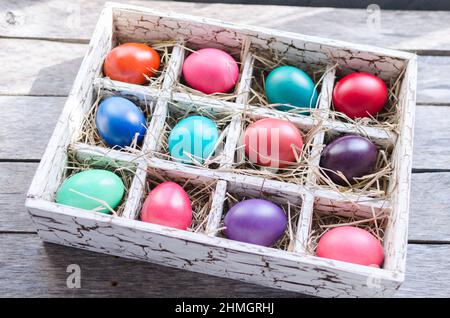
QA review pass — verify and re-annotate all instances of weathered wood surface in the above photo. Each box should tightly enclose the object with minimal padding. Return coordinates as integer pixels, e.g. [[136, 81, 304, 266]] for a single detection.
[[0, 0, 449, 297], [0, 39, 448, 104], [3, 0, 450, 52], [0, 234, 447, 297]]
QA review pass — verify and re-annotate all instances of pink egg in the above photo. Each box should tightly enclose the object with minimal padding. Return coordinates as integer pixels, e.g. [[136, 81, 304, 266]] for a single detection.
[[140, 181, 192, 230], [182, 48, 239, 94], [316, 226, 384, 267]]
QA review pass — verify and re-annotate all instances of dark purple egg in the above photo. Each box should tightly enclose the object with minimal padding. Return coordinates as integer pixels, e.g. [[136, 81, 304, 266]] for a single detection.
[[224, 199, 287, 247], [320, 135, 378, 186]]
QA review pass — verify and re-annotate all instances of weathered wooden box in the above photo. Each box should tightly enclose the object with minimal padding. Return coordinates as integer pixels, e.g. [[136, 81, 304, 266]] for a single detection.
[[25, 2, 417, 297]]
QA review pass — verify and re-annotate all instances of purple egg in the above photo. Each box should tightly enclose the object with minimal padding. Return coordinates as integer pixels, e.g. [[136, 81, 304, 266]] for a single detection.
[[320, 135, 378, 186], [224, 199, 287, 247]]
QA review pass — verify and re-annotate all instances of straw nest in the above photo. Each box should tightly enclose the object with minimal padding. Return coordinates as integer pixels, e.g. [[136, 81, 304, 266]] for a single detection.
[[173, 41, 250, 102], [307, 210, 389, 261], [76, 89, 154, 153], [328, 66, 406, 132], [106, 40, 177, 89], [217, 191, 302, 252], [247, 48, 331, 116], [314, 131, 393, 199], [142, 168, 217, 233], [63, 149, 137, 217], [152, 99, 236, 169], [230, 111, 322, 186]]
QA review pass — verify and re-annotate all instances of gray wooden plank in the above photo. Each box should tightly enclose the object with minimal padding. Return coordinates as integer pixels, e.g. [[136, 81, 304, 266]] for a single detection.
[[0, 163, 36, 233], [0, 96, 65, 160], [0, 234, 447, 297], [3, 0, 450, 52], [412, 105, 450, 171], [0, 234, 299, 297], [0, 39, 85, 96], [0, 39, 448, 105], [1, 162, 450, 242]]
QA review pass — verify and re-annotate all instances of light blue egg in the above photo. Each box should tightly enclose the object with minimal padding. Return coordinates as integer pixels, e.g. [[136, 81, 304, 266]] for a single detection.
[[265, 65, 318, 114], [168, 115, 219, 164]]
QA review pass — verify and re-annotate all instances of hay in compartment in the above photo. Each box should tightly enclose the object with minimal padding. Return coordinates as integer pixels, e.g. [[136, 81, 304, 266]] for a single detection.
[[230, 111, 323, 186], [247, 48, 332, 116], [76, 89, 154, 153], [314, 131, 393, 199], [174, 40, 250, 102], [328, 66, 406, 131], [152, 99, 237, 169], [217, 191, 302, 252], [105, 40, 176, 89], [141, 169, 217, 233], [61, 149, 137, 217], [307, 210, 388, 263]]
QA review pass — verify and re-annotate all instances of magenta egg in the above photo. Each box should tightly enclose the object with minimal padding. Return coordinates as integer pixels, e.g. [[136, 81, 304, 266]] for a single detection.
[[320, 135, 378, 186], [182, 48, 239, 94], [224, 199, 287, 247]]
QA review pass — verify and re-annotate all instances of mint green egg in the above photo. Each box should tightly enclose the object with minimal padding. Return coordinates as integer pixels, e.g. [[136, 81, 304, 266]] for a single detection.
[[55, 169, 125, 214], [265, 65, 318, 113]]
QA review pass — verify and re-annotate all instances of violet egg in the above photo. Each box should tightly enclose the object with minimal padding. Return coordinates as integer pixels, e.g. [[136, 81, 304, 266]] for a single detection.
[[224, 199, 287, 247], [320, 135, 378, 186]]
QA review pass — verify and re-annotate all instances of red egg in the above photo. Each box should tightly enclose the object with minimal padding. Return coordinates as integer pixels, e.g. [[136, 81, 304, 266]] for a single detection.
[[244, 118, 303, 168], [140, 182, 192, 230], [103, 43, 161, 85], [332, 72, 388, 119], [316, 226, 384, 267]]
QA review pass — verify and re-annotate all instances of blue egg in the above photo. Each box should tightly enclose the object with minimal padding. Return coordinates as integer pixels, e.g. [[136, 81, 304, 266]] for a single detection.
[[265, 65, 318, 113], [168, 115, 219, 164], [95, 96, 147, 148]]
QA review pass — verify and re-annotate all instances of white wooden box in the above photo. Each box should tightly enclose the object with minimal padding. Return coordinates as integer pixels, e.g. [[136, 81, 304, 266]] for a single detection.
[[25, 2, 417, 297]]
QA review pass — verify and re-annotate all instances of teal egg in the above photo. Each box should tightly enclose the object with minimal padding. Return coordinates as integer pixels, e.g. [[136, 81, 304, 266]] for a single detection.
[[168, 115, 219, 164], [55, 169, 125, 214], [265, 65, 318, 112]]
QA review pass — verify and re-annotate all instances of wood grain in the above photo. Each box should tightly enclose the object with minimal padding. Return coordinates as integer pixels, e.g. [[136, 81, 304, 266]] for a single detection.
[[3, 162, 450, 242], [3, 0, 450, 52], [0, 234, 447, 297], [0, 96, 65, 160], [0, 39, 85, 96]]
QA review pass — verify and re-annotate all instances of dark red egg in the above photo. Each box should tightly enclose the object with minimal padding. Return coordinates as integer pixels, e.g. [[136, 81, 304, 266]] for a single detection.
[[316, 226, 384, 267], [320, 135, 377, 186], [332, 72, 388, 119]]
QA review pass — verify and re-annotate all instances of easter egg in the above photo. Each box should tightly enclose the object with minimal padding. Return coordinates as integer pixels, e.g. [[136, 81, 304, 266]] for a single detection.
[[103, 43, 161, 85], [55, 169, 125, 214], [316, 226, 384, 267], [265, 65, 318, 112], [141, 182, 192, 230], [96, 96, 147, 148], [243, 118, 303, 168], [333, 72, 388, 119], [320, 135, 378, 186], [182, 48, 239, 94], [320, 135, 377, 186], [168, 115, 219, 164], [224, 199, 287, 247]]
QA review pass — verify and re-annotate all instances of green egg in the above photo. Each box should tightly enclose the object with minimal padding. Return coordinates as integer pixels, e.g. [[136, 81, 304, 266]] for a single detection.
[[55, 169, 125, 214]]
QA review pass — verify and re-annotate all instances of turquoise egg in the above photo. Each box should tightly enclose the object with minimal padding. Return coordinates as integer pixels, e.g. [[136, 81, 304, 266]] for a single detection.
[[265, 65, 318, 112], [168, 115, 219, 164], [55, 169, 125, 214]]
